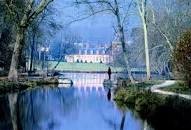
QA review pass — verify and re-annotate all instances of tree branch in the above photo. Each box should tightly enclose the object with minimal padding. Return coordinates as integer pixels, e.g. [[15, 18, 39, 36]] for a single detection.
[[27, 0, 54, 26]]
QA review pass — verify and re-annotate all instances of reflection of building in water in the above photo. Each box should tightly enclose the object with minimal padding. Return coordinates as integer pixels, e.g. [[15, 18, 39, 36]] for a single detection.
[[65, 43, 113, 64], [65, 73, 108, 87], [63, 73, 111, 92], [62, 73, 119, 96]]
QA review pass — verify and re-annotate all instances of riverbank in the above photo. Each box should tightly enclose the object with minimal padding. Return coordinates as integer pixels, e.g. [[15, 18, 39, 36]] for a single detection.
[[114, 81, 191, 130], [0, 77, 59, 95]]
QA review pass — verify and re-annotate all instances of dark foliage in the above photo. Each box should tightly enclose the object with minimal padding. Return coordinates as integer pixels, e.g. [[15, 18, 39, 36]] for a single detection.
[[173, 29, 191, 87]]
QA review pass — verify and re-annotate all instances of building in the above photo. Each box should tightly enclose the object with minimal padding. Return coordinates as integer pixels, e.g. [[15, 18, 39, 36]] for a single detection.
[[65, 42, 113, 64], [65, 48, 112, 64], [105, 34, 123, 59], [65, 37, 124, 64]]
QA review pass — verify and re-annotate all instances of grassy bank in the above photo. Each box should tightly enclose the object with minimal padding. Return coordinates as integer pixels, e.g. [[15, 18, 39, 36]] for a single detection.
[[114, 82, 191, 130], [0, 78, 59, 95], [0, 81, 34, 95]]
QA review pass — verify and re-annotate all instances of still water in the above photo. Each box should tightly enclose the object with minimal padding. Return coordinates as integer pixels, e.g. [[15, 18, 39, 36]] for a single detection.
[[1, 73, 152, 130]]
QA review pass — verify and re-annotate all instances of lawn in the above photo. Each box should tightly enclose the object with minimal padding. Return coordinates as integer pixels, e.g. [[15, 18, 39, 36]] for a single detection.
[[46, 61, 145, 73], [47, 61, 123, 72]]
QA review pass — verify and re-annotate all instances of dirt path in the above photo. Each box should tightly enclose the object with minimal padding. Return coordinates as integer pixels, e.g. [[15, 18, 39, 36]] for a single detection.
[[151, 80, 191, 100]]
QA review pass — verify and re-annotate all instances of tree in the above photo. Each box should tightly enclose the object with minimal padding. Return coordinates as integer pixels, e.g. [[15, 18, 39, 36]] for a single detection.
[[0, 0, 26, 72], [27, 6, 61, 72], [173, 30, 191, 88], [6, 0, 54, 81], [135, 0, 151, 80], [51, 30, 81, 70], [129, 0, 191, 77], [148, 0, 191, 76], [75, 0, 135, 82]]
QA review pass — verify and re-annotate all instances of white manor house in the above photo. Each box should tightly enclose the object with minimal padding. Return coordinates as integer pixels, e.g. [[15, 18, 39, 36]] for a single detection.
[[65, 48, 112, 64], [65, 41, 122, 64]]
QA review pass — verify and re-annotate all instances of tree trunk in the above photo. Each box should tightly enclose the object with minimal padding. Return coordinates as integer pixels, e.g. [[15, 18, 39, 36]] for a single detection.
[[114, 0, 135, 83], [8, 0, 53, 81], [123, 51, 135, 82], [137, 0, 151, 80], [118, 26, 134, 82], [29, 34, 35, 72], [143, 22, 151, 80], [8, 27, 25, 81]]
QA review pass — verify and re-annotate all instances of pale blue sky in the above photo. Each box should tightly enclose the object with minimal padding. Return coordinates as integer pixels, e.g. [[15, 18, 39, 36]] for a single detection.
[[51, 0, 140, 44]]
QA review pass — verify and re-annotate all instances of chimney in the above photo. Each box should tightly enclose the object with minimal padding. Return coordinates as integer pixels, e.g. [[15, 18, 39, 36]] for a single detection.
[[79, 50, 82, 55], [84, 50, 88, 55], [96, 50, 99, 55], [90, 50, 93, 55]]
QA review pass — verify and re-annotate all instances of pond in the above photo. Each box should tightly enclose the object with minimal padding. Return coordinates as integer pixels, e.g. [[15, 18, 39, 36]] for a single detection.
[[0, 73, 153, 130]]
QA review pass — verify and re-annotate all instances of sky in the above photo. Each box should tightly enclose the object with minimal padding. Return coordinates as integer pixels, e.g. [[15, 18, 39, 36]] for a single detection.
[[51, 0, 140, 44]]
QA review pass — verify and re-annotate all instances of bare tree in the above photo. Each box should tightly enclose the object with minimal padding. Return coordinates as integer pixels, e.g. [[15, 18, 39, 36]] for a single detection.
[[149, 0, 174, 52], [27, 6, 60, 72], [75, 0, 135, 82], [135, 0, 151, 80], [7, 0, 54, 81], [148, 0, 191, 76]]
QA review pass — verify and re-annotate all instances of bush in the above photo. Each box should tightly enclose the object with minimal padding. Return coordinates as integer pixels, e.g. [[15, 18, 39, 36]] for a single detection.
[[173, 30, 191, 87], [135, 91, 164, 119], [114, 85, 164, 113], [114, 87, 139, 110]]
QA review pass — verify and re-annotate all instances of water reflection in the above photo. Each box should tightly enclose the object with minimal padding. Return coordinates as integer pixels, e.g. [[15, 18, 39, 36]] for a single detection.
[[0, 96, 13, 130], [62, 72, 164, 87], [0, 73, 152, 130], [63, 73, 111, 87], [15, 72, 147, 130]]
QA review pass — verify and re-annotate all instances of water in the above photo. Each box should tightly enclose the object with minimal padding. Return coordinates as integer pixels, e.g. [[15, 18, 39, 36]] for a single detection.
[[0, 73, 152, 130]]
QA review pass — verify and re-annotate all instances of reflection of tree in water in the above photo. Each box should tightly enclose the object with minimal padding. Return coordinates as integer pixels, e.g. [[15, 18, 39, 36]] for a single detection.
[[114, 100, 127, 130], [100, 108, 118, 130], [120, 112, 126, 130], [114, 101, 148, 130], [0, 96, 13, 130], [100, 103, 126, 130], [17, 87, 78, 130]]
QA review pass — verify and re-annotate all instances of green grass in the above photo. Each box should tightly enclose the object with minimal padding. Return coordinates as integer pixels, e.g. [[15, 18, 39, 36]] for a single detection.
[[117, 80, 164, 89], [134, 80, 164, 88], [161, 81, 191, 95], [0, 78, 59, 95], [49, 62, 117, 72], [45, 61, 145, 72], [114, 86, 165, 115]]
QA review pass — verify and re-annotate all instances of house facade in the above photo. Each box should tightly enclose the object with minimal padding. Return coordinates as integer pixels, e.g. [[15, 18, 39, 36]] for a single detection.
[[65, 49, 112, 64]]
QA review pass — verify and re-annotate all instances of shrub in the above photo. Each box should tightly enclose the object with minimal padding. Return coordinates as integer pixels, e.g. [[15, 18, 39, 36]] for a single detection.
[[135, 91, 164, 119], [114, 87, 141, 110], [173, 30, 191, 87]]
